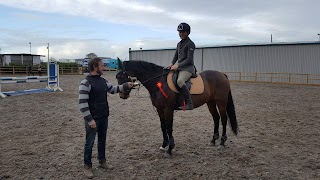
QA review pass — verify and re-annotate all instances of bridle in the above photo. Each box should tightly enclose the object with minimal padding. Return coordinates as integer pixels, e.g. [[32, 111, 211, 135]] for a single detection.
[[126, 67, 170, 86], [121, 67, 170, 94], [119, 67, 172, 113], [140, 68, 170, 84]]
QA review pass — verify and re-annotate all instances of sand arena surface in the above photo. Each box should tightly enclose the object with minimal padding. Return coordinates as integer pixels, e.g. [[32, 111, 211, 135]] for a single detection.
[[0, 73, 319, 179]]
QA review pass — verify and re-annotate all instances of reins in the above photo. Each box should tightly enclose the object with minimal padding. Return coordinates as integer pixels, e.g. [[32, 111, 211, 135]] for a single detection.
[[140, 68, 170, 85], [127, 67, 170, 97], [122, 67, 171, 114]]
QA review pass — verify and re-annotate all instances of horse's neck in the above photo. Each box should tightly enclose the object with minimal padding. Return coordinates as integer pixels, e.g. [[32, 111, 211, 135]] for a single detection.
[[137, 73, 164, 94]]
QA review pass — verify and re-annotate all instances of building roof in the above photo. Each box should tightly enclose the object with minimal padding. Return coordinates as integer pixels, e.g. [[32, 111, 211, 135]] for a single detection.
[[129, 41, 320, 52], [1, 53, 45, 57]]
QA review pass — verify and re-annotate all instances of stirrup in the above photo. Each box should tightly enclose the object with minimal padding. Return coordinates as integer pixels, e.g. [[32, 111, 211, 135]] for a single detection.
[[178, 101, 194, 110]]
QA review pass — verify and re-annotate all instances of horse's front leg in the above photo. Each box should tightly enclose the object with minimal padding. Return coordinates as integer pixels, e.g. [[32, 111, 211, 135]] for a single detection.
[[157, 109, 168, 151], [164, 109, 175, 158]]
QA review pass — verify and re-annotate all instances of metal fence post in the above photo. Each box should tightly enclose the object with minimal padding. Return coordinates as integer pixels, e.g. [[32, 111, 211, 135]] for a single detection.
[[255, 72, 257, 82], [289, 73, 291, 83]]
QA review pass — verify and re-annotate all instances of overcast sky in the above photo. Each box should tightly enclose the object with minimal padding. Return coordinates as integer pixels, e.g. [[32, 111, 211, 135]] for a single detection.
[[0, 0, 319, 61]]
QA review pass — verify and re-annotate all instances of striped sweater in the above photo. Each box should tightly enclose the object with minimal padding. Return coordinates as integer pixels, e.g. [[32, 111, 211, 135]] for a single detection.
[[79, 75, 127, 122]]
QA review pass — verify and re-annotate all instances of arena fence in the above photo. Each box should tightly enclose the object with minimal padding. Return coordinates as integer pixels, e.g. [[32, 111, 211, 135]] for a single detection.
[[2, 66, 318, 85], [225, 72, 320, 85], [0, 66, 80, 75], [0, 66, 118, 75]]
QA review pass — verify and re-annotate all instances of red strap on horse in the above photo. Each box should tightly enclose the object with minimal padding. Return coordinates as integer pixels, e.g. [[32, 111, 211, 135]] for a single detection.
[[156, 81, 168, 98]]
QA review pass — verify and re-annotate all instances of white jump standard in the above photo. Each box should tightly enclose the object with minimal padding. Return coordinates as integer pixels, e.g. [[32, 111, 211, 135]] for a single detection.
[[0, 62, 63, 98]]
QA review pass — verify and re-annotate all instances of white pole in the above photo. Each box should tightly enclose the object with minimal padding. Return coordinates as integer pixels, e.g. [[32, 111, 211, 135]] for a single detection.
[[57, 64, 59, 88], [0, 78, 7, 98], [0, 78, 2, 96], [56, 64, 62, 91], [47, 43, 50, 88]]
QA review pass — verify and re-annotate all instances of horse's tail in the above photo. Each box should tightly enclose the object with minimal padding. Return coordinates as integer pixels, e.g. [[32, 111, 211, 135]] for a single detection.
[[227, 91, 238, 135]]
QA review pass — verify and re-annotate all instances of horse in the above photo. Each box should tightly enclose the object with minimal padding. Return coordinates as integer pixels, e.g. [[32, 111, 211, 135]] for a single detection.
[[116, 60, 238, 158]]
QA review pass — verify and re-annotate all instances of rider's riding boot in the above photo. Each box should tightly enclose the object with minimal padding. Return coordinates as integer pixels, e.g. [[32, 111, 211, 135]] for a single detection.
[[179, 85, 194, 110]]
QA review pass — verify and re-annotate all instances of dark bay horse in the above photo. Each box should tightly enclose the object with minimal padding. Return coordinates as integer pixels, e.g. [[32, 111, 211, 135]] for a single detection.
[[116, 60, 238, 158]]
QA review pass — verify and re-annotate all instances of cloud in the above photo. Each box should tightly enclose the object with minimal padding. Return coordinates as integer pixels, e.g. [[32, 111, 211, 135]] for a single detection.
[[1, 0, 319, 35], [0, 0, 319, 60]]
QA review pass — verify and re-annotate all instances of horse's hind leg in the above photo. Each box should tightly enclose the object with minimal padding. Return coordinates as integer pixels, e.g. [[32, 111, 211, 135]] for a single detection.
[[216, 102, 228, 146], [207, 101, 220, 146]]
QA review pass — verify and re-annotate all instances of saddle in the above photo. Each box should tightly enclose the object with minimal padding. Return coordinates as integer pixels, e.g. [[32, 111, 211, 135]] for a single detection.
[[167, 71, 204, 94]]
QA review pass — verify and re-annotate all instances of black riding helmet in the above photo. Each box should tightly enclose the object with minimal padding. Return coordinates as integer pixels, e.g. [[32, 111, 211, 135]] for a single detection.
[[177, 22, 191, 33]]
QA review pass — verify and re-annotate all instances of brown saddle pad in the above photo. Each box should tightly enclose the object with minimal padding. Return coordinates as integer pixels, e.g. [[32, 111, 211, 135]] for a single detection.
[[167, 71, 204, 94]]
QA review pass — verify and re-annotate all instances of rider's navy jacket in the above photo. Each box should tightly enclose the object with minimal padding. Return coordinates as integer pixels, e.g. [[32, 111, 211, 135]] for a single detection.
[[171, 37, 196, 76]]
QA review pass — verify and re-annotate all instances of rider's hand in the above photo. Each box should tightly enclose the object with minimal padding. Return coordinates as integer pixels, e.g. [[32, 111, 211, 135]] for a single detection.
[[88, 119, 96, 129], [164, 63, 173, 69], [170, 64, 178, 70]]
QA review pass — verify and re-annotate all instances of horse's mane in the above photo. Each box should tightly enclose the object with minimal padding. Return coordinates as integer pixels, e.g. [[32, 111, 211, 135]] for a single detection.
[[126, 60, 165, 73]]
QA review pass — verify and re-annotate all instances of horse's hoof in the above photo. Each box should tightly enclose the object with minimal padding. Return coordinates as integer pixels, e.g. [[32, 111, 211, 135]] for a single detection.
[[159, 146, 168, 151], [210, 140, 216, 146], [164, 152, 172, 158], [218, 145, 225, 150]]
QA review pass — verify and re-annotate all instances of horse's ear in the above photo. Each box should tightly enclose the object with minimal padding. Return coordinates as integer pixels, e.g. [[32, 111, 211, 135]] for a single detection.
[[117, 57, 123, 70]]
